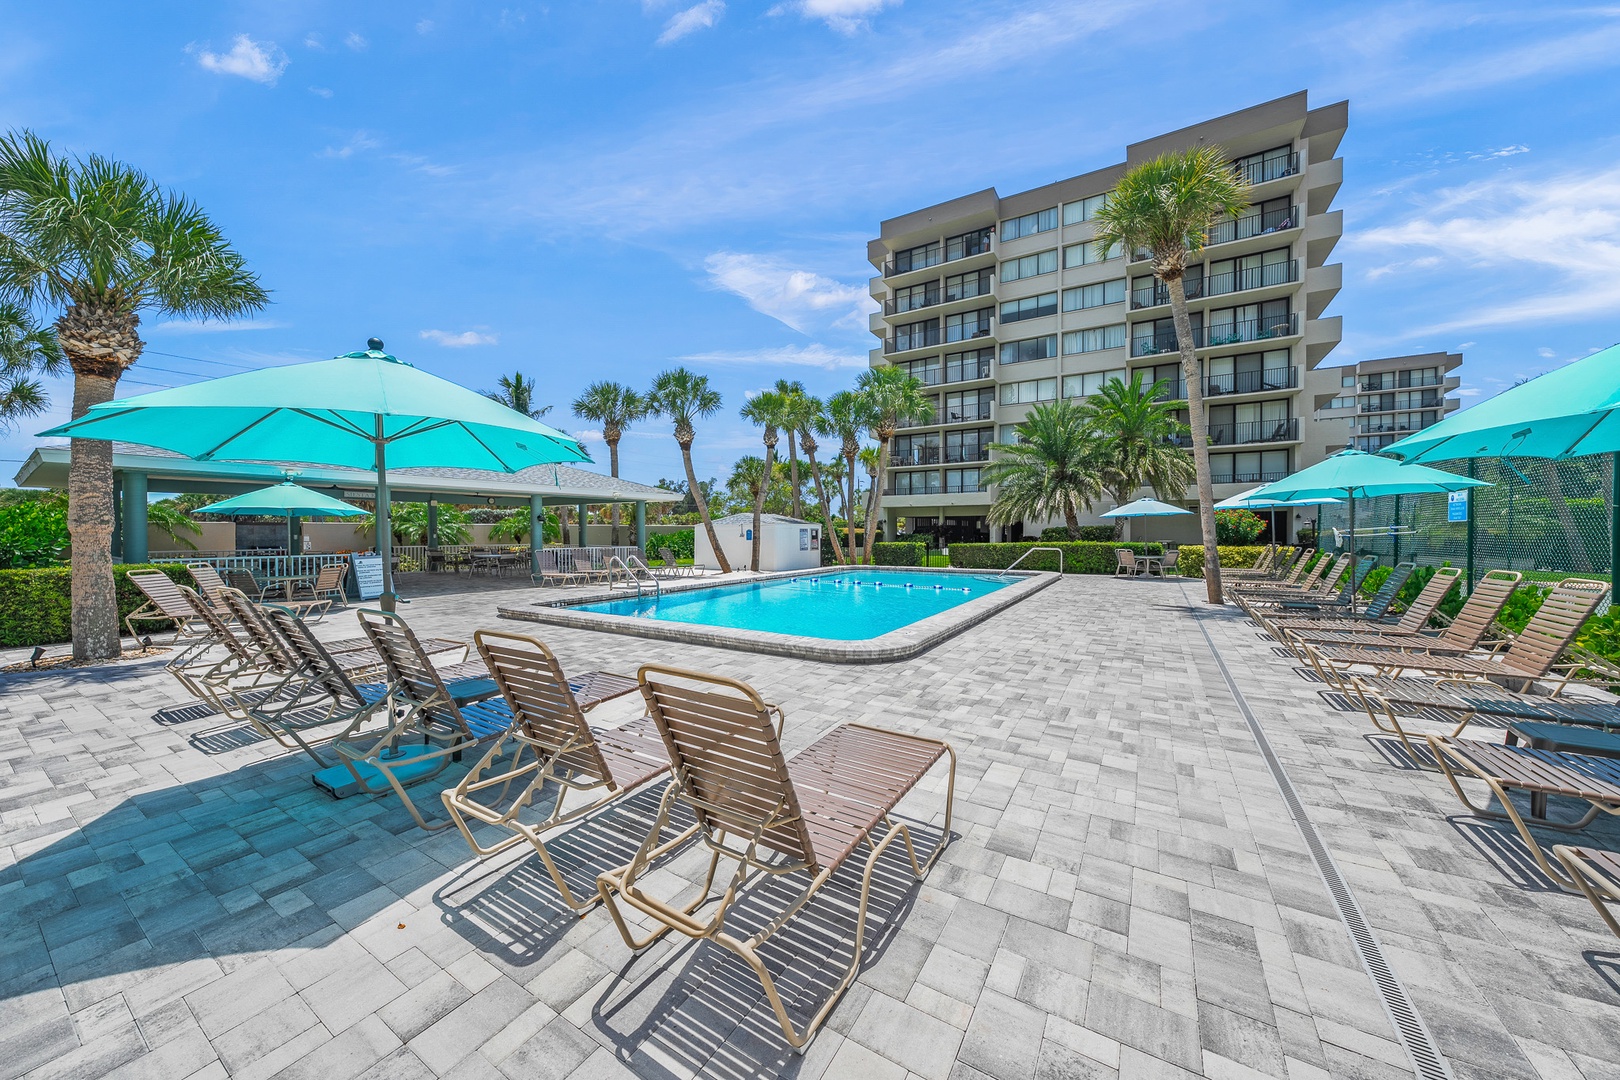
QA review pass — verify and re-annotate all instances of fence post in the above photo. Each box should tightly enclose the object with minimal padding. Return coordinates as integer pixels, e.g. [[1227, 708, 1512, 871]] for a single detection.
[[1392, 495, 1401, 566], [1466, 459, 1477, 592], [1611, 452, 1619, 596]]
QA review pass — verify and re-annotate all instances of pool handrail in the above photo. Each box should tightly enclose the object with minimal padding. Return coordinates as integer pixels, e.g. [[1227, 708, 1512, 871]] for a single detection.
[[607, 554, 662, 601], [1000, 546, 1064, 578]]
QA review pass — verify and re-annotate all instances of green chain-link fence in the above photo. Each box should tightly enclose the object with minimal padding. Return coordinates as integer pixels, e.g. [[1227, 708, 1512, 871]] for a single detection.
[[1312, 454, 1619, 589]]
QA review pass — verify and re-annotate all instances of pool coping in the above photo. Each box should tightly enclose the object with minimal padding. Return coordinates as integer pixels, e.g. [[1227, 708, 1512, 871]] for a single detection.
[[495, 565, 1057, 664]]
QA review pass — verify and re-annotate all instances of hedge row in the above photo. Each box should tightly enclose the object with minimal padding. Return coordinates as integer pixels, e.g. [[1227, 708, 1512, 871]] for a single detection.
[[872, 541, 926, 566], [1173, 545, 1277, 577], [948, 541, 1162, 575], [0, 563, 196, 648], [653, 529, 695, 561]]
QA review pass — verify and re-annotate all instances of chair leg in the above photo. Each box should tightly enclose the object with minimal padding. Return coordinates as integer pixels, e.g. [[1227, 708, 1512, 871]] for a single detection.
[[1554, 846, 1620, 938]]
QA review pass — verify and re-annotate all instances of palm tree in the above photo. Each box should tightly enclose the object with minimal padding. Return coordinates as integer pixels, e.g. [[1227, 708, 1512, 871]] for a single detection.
[[1076, 373, 1196, 535], [857, 445, 881, 541], [820, 455, 849, 522], [982, 399, 1100, 534], [772, 378, 808, 519], [0, 130, 268, 658], [647, 367, 730, 573], [0, 301, 63, 430], [822, 390, 868, 562], [856, 366, 933, 562], [572, 381, 647, 545], [791, 394, 847, 565], [1091, 145, 1248, 603], [483, 371, 552, 418], [739, 389, 793, 571]]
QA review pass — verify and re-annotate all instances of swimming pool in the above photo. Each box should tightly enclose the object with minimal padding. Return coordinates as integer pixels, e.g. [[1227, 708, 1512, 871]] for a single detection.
[[572, 570, 1012, 640]]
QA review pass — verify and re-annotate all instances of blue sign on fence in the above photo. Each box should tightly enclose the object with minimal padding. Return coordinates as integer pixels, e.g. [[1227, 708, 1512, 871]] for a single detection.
[[1447, 490, 1469, 523]]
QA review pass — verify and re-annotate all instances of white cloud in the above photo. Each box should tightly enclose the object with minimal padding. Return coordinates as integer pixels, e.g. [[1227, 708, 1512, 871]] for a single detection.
[[1353, 162, 1620, 334], [768, 0, 897, 33], [677, 343, 867, 370], [303, 33, 324, 49], [191, 35, 289, 85], [419, 328, 498, 347], [657, 1, 725, 44], [345, 32, 369, 51], [416, 19, 435, 34], [1538, 346, 1558, 358], [321, 131, 381, 159], [704, 252, 873, 333], [1456, 387, 1483, 397], [308, 85, 333, 98]]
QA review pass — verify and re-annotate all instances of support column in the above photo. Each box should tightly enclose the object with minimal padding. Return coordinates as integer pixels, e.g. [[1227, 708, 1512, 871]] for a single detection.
[[1391, 495, 1401, 567], [577, 503, 589, 547], [530, 494, 544, 576], [634, 501, 647, 554], [1610, 453, 1619, 596], [427, 500, 439, 550], [111, 474, 123, 560], [1466, 459, 1478, 593], [124, 472, 149, 565]]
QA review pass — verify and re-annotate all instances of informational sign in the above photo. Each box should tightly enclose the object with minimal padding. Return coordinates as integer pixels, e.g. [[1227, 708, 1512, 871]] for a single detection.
[[1447, 490, 1469, 523], [799, 528, 810, 551], [350, 553, 385, 601]]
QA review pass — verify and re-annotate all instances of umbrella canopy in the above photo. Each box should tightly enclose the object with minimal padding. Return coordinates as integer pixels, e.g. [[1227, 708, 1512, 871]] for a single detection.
[[1382, 342, 1620, 464], [39, 339, 590, 607], [193, 481, 367, 519], [1215, 486, 1341, 510], [1100, 497, 1192, 518]]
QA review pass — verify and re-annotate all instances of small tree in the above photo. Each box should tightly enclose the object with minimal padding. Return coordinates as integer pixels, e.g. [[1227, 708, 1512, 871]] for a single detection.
[[647, 368, 730, 573], [856, 367, 932, 562], [983, 400, 1100, 534], [1214, 508, 1267, 545]]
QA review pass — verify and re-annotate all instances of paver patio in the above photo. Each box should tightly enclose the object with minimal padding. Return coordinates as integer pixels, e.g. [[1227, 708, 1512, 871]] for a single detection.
[[4, 574, 1620, 1080]]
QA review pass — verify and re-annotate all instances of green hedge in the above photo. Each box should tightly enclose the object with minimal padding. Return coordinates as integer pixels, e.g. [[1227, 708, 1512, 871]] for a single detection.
[[1039, 525, 1115, 542], [652, 529, 695, 560], [1174, 545, 1276, 577], [872, 541, 926, 566], [0, 563, 195, 648], [948, 541, 1162, 575]]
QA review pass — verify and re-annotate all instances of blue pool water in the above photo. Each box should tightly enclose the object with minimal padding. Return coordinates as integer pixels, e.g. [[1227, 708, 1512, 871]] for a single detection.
[[572, 571, 1012, 640]]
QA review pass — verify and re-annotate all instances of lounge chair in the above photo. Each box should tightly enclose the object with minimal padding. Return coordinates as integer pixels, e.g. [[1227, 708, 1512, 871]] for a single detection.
[[1282, 569, 1519, 657], [124, 570, 207, 643], [186, 562, 234, 614], [1233, 553, 1350, 606], [440, 631, 668, 908], [1306, 577, 1608, 685], [1222, 545, 1278, 579], [223, 568, 263, 597], [1260, 565, 1460, 637], [654, 546, 688, 578], [294, 563, 349, 617], [1552, 845, 1620, 936], [1426, 736, 1620, 890], [165, 584, 277, 709], [1229, 547, 1310, 584], [595, 664, 956, 1049], [1264, 555, 1381, 612]]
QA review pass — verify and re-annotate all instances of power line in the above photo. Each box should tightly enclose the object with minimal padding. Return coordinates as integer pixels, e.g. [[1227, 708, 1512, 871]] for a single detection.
[[142, 349, 261, 371]]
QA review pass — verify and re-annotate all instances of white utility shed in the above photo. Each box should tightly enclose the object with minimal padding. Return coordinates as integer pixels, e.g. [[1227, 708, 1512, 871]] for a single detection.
[[696, 513, 822, 572]]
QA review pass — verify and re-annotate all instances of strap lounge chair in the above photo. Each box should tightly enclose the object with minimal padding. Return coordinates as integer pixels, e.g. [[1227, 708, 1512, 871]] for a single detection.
[[1230, 547, 1311, 584], [1426, 736, 1620, 890], [1260, 565, 1461, 638], [1307, 577, 1609, 686], [125, 570, 207, 642], [1265, 555, 1381, 612], [1233, 553, 1350, 607], [1281, 569, 1519, 657], [595, 664, 956, 1049], [439, 631, 667, 909], [293, 564, 349, 618], [186, 562, 234, 613], [656, 547, 691, 577], [164, 584, 276, 709], [1552, 845, 1620, 937], [1222, 545, 1279, 580]]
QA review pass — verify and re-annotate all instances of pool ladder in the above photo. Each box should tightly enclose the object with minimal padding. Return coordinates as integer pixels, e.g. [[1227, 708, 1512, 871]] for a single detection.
[[998, 546, 1064, 579], [607, 555, 662, 600]]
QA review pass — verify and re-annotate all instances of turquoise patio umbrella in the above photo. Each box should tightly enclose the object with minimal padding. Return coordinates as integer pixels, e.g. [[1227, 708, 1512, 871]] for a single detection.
[[1101, 497, 1190, 545], [1246, 449, 1490, 612], [39, 339, 590, 608], [194, 481, 367, 559]]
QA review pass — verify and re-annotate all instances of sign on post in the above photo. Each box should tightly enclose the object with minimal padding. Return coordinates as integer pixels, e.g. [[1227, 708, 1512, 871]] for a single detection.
[[1447, 490, 1469, 523], [350, 553, 385, 601]]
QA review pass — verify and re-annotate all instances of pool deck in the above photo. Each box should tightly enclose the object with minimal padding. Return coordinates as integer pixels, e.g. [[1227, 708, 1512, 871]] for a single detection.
[[4, 574, 1620, 1080]]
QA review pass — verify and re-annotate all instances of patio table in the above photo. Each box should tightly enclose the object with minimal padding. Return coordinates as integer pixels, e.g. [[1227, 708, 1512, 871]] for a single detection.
[[263, 574, 315, 600], [1135, 555, 1165, 577], [1507, 721, 1620, 818]]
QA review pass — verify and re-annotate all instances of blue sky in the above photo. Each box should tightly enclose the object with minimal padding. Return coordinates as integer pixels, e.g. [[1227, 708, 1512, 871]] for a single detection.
[[3, 0, 1619, 489]]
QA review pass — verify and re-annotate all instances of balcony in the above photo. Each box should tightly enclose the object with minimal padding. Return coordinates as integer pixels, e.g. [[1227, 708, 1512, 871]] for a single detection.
[[1206, 204, 1298, 247], [885, 326, 943, 354], [944, 445, 990, 464], [1131, 277, 1204, 310], [1359, 391, 1443, 413], [944, 479, 987, 494], [885, 289, 940, 316], [944, 231, 993, 263], [1360, 374, 1444, 392], [1212, 467, 1288, 485], [1204, 259, 1299, 298], [1205, 366, 1298, 397], [1130, 313, 1298, 357], [886, 480, 942, 497], [943, 357, 992, 384], [1233, 152, 1300, 186], [884, 248, 943, 277], [1358, 419, 1435, 436], [943, 322, 994, 345], [891, 446, 941, 467], [1208, 418, 1299, 446], [941, 403, 993, 424]]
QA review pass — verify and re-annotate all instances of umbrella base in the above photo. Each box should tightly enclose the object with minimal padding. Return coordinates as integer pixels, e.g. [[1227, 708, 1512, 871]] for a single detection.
[[313, 744, 442, 798]]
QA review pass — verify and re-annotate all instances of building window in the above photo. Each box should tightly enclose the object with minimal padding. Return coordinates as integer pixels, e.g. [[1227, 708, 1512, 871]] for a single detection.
[[1000, 250, 1058, 283], [944, 268, 993, 302], [1063, 279, 1126, 311], [943, 389, 994, 423], [1206, 247, 1294, 297], [892, 281, 938, 313], [944, 468, 985, 493], [891, 470, 941, 496], [893, 318, 940, 351], [944, 427, 994, 463], [945, 228, 993, 261], [1000, 207, 1059, 242], [944, 307, 994, 343], [1000, 292, 1058, 324], [999, 424, 1023, 443], [999, 378, 1058, 406], [1342, 374, 1357, 388], [899, 357, 940, 386], [1061, 192, 1110, 226], [1231, 145, 1298, 185], [892, 433, 940, 466], [1061, 368, 1127, 398], [1204, 349, 1293, 396], [1063, 239, 1122, 268], [999, 335, 1058, 366], [1062, 324, 1127, 354], [1209, 449, 1290, 485], [892, 241, 941, 274], [1322, 395, 1355, 411]]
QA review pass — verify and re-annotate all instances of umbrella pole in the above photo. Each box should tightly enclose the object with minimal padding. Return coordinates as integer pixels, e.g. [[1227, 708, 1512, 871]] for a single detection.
[[375, 422, 396, 612], [1347, 494, 1356, 616]]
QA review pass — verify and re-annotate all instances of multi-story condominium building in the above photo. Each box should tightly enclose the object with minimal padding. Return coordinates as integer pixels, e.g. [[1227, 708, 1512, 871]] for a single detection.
[[867, 92, 1349, 545], [1313, 352, 1464, 455]]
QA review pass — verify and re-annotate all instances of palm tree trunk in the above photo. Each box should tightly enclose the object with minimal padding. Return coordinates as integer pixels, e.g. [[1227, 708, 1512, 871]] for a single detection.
[[805, 440, 846, 566], [751, 440, 774, 572], [863, 440, 889, 563], [786, 431, 802, 519], [608, 437, 621, 546], [843, 451, 858, 564], [1168, 274, 1222, 603], [68, 371, 122, 659], [684, 442, 731, 573]]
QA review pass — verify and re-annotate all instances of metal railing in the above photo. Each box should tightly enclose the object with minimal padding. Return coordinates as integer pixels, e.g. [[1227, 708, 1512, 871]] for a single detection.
[[1203, 418, 1299, 446], [1205, 366, 1298, 396], [1204, 259, 1298, 298], [942, 403, 993, 423], [885, 326, 943, 353], [944, 445, 991, 463], [1232, 152, 1300, 185], [1131, 277, 1204, 309], [1362, 375, 1444, 392], [1135, 313, 1297, 356], [153, 552, 354, 580], [943, 321, 994, 344], [944, 479, 987, 493], [886, 289, 940, 315], [1206, 204, 1298, 246], [944, 232, 993, 261], [999, 545, 1064, 578], [884, 247, 943, 276], [607, 555, 661, 599], [891, 446, 942, 466], [1212, 468, 1288, 485]]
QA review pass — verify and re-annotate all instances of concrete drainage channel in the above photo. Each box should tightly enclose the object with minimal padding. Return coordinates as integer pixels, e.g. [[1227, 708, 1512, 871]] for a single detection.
[[1181, 583, 1455, 1080]]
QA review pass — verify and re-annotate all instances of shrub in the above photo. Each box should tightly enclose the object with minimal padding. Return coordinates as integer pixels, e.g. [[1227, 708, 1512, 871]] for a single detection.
[[872, 542, 926, 566], [1214, 508, 1267, 545], [0, 563, 195, 648], [948, 541, 1161, 575], [0, 499, 69, 569], [654, 529, 695, 560], [1038, 525, 1115, 542], [1174, 545, 1274, 577]]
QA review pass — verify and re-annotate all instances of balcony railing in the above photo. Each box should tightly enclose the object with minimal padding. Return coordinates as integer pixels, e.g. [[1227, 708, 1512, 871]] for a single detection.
[[944, 479, 987, 493], [1144, 377, 1187, 401], [1212, 467, 1288, 485], [943, 358, 992, 384], [886, 481, 942, 496], [1205, 366, 1299, 396], [1131, 313, 1296, 357], [1206, 204, 1298, 247], [1361, 375, 1443, 392], [884, 249, 943, 277], [1205, 259, 1298, 298], [891, 446, 941, 467], [942, 403, 993, 423], [1233, 153, 1300, 186], [1208, 418, 1299, 446], [1358, 420, 1435, 435], [944, 446, 991, 463], [885, 290, 940, 316], [1360, 393, 1443, 412], [1131, 277, 1205, 310], [943, 322, 994, 344], [885, 326, 943, 353], [944, 233, 993, 262]]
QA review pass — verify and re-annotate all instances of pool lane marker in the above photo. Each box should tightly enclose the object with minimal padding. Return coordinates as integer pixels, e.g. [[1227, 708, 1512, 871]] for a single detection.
[[1182, 584, 1454, 1080]]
